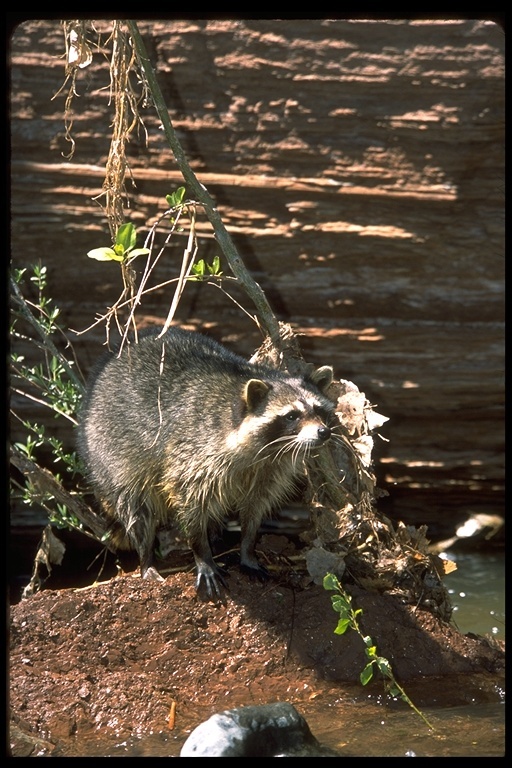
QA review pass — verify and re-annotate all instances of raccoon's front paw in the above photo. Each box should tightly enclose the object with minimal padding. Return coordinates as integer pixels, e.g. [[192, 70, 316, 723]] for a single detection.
[[195, 563, 229, 604], [240, 562, 270, 582]]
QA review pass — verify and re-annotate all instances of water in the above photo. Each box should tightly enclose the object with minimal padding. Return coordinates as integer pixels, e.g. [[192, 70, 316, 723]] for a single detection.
[[305, 691, 505, 757], [442, 550, 505, 639], [55, 681, 506, 757]]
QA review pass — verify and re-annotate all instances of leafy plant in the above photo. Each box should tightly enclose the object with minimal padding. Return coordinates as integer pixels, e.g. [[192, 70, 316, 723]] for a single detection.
[[10, 265, 105, 545], [165, 186, 186, 209], [165, 185, 187, 228], [87, 221, 150, 263], [190, 254, 223, 280], [323, 573, 434, 730]]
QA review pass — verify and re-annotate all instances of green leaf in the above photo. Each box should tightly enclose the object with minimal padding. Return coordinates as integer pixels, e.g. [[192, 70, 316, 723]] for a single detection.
[[126, 247, 150, 261], [387, 684, 402, 699], [13, 267, 27, 282], [116, 222, 136, 251], [331, 595, 350, 617], [360, 663, 374, 686], [323, 573, 340, 591], [375, 657, 393, 679], [334, 618, 351, 635], [166, 186, 186, 208], [191, 259, 206, 276], [208, 254, 222, 275], [364, 645, 377, 659], [87, 247, 122, 262]]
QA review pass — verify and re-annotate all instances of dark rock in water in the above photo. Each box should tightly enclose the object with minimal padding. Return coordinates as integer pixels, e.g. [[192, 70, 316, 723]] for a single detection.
[[180, 702, 340, 757]]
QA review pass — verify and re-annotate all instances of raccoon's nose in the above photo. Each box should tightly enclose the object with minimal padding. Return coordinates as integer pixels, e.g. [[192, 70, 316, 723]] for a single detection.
[[318, 426, 331, 442]]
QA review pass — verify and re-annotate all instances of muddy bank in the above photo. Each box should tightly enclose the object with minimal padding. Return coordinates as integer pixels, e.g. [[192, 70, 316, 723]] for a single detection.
[[9, 557, 505, 756]]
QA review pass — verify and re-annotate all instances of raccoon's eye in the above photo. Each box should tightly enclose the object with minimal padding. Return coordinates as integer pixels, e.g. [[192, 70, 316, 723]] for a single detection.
[[285, 410, 301, 422]]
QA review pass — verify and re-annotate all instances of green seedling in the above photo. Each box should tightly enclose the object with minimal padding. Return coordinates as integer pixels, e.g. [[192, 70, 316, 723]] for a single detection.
[[324, 573, 434, 730]]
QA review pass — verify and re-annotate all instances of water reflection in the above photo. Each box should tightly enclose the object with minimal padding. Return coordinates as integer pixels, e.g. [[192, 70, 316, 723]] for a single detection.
[[442, 551, 505, 639], [306, 696, 505, 757]]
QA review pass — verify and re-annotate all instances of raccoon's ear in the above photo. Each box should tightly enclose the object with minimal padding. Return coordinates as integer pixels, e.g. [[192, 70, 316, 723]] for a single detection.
[[310, 365, 334, 393], [243, 379, 271, 411]]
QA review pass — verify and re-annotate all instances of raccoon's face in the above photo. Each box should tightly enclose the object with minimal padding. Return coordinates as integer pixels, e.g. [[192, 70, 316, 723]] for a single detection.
[[228, 376, 334, 463], [266, 399, 332, 450]]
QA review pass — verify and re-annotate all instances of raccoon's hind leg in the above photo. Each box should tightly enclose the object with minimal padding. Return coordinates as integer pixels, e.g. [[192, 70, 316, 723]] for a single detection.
[[118, 493, 164, 583], [239, 508, 269, 581]]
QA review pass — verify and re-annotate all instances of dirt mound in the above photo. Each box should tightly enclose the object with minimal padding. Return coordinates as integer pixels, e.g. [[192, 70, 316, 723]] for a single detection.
[[9, 561, 504, 756]]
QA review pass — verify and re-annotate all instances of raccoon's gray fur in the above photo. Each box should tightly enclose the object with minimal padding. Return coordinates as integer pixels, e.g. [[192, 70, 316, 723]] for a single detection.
[[77, 327, 335, 600]]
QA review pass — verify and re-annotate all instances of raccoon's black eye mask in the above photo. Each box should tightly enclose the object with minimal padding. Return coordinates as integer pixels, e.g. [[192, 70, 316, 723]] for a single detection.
[[314, 404, 333, 422]]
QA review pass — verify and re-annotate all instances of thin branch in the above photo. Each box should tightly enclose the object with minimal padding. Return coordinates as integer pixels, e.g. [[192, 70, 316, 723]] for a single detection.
[[10, 389, 79, 426], [126, 20, 282, 350], [10, 275, 85, 395], [159, 205, 198, 336], [10, 445, 110, 545]]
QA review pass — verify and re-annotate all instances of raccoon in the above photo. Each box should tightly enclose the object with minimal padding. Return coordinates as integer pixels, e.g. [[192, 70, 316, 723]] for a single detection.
[[77, 327, 335, 600]]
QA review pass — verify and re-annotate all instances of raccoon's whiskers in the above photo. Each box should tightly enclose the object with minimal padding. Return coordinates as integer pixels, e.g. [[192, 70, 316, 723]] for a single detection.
[[252, 435, 300, 466], [330, 431, 360, 462], [276, 441, 301, 466], [275, 438, 310, 469]]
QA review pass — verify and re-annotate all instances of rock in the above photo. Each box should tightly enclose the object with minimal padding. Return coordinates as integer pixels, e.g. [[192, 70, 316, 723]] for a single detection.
[[180, 702, 339, 757], [306, 543, 346, 585]]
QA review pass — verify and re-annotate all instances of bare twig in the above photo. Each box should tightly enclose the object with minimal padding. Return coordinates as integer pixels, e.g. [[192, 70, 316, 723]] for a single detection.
[[159, 204, 199, 336], [126, 20, 282, 351]]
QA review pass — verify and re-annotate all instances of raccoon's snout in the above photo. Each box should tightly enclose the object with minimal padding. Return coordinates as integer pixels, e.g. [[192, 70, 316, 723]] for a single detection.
[[317, 425, 331, 442], [298, 422, 332, 446]]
